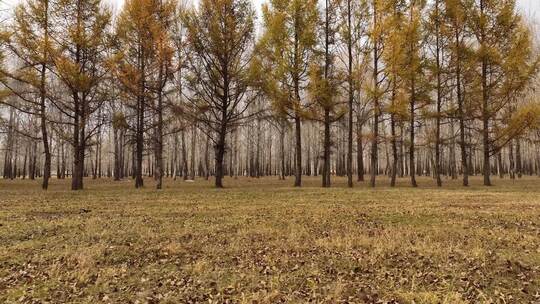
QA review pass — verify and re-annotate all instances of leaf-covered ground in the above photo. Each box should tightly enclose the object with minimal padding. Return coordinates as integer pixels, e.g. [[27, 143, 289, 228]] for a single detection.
[[0, 177, 539, 303]]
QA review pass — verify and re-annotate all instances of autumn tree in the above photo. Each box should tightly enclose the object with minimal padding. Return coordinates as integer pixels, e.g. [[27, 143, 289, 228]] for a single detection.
[[308, 0, 343, 187], [259, 0, 318, 187], [428, 0, 446, 187], [0, 0, 54, 189], [368, 0, 386, 187], [182, 0, 258, 188], [339, 0, 368, 187], [151, 0, 176, 189], [51, 0, 111, 190], [402, 0, 429, 187], [468, 0, 538, 186], [114, 0, 174, 188], [382, 0, 407, 187], [443, 0, 470, 186]]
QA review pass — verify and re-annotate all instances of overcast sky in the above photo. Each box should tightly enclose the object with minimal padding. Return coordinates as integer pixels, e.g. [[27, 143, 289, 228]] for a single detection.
[[2, 0, 540, 26]]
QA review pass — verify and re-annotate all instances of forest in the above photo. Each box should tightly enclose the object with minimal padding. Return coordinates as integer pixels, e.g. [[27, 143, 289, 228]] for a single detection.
[[1, 1, 540, 303], [0, 0, 538, 190]]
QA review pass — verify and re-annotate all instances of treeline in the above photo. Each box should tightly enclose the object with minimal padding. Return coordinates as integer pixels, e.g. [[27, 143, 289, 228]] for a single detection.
[[0, 0, 539, 190]]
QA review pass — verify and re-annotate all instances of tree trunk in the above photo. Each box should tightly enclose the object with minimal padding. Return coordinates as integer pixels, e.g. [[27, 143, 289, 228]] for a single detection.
[[516, 138, 522, 178], [434, 0, 443, 187], [294, 115, 302, 187], [322, 110, 331, 187], [135, 94, 144, 188], [509, 141, 515, 179], [357, 118, 364, 181], [190, 124, 196, 180], [409, 79, 417, 188], [40, 63, 51, 190], [370, 2, 379, 188], [215, 123, 227, 188], [390, 83, 398, 187], [155, 78, 164, 190], [346, 0, 354, 188], [480, 0, 491, 186], [181, 128, 188, 180], [455, 28, 469, 186], [280, 124, 285, 180]]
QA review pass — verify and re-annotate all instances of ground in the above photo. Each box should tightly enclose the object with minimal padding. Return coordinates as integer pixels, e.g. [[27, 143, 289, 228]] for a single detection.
[[0, 176, 539, 304]]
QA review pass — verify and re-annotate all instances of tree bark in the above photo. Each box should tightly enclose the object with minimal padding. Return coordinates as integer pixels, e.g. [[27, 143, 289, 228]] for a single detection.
[[215, 122, 227, 188], [434, 0, 442, 187], [346, 0, 354, 188], [322, 109, 331, 187], [370, 1, 379, 188], [294, 115, 302, 187]]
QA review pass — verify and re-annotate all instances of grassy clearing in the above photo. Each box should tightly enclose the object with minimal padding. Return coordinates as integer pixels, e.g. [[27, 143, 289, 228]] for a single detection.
[[0, 176, 539, 303]]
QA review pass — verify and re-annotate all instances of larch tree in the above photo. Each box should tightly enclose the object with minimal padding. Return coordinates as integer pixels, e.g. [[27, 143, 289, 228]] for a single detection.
[[52, 0, 112, 190], [255, 57, 290, 181], [489, 22, 539, 178], [0, 0, 54, 190], [114, 0, 167, 188], [309, 0, 343, 188], [339, 0, 368, 187], [182, 0, 258, 188], [368, 0, 387, 187], [382, 0, 407, 187], [151, 0, 176, 190], [402, 0, 428, 187], [468, 0, 538, 186], [259, 0, 318, 187], [443, 0, 470, 186], [169, 0, 189, 182], [428, 0, 445, 187]]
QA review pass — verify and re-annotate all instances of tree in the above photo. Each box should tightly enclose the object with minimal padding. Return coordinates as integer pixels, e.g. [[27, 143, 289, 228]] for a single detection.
[[259, 0, 318, 187], [183, 0, 258, 188], [114, 0, 173, 188], [468, 0, 538, 186], [382, 0, 407, 187], [443, 0, 470, 186], [52, 0, 111, 190], [151, 0, 176, 190], [402, 0, 429, 187], [308, 0, 343, 187], [429, 0, 445, 187], [0, 0, 54, 189], [368, 0, 386, 187], [339, 0, 368, 187]]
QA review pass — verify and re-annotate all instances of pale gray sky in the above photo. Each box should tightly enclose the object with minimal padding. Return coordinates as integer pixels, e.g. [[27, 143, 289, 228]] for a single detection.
[[2, 0, 540, 25], [115, 0, 540, 26], [517, 0, 540, 27]]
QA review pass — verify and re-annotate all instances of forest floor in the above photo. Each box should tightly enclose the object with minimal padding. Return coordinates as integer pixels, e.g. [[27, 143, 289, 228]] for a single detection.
[[0, 176, 539, 304]]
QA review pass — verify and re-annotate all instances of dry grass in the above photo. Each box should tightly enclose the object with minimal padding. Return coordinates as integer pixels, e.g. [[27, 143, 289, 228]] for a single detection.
[[0, 176, 539, 303]]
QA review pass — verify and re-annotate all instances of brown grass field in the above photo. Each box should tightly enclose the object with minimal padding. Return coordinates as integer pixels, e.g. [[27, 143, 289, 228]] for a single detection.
[[0, 176, 539, 303]]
